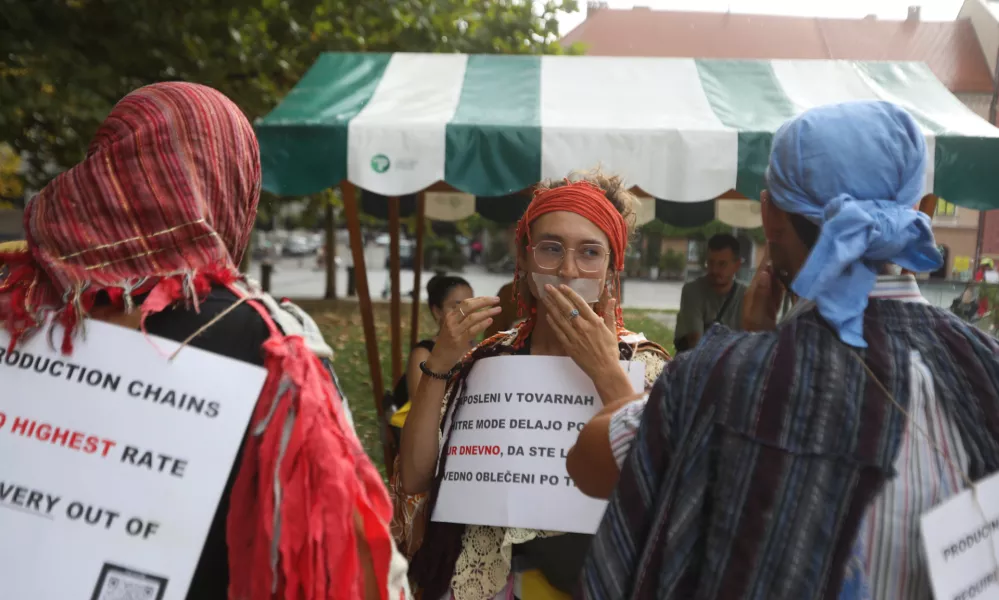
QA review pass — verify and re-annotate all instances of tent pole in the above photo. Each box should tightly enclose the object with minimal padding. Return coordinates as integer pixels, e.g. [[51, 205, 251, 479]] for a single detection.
[[410, 193, 427, 349], [342, 182, 391, 473], [389, 197, 403, 384], [975, 211, 985, 270], [903, 194, 938, 276], [324, 198, 337, 299]]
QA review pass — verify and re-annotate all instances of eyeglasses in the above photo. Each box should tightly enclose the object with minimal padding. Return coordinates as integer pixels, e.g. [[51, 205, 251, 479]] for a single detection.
[[531, 240, 609, 273], [705, 257, 742, 270]]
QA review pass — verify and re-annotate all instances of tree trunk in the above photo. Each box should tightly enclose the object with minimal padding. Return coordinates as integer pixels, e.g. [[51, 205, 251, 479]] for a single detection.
[[324, 201, 337, 299]]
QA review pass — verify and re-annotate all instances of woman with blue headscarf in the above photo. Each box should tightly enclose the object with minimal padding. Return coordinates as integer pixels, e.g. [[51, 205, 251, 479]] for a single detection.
[[568, 101, 999, 600]]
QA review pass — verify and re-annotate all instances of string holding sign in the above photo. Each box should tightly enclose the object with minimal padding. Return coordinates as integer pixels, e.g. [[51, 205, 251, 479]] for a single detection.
[[431, 355, 644, 534], [840, 340, 999, 598]]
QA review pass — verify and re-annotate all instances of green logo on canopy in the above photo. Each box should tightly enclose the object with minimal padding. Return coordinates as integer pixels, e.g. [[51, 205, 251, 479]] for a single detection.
[[371, 154, 390, 173]]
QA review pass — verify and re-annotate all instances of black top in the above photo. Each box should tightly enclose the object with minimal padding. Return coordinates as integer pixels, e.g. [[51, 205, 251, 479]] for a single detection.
[[389, 339, 436, 414], [143, 287, 270, 600], [504, 336, 603, 595]]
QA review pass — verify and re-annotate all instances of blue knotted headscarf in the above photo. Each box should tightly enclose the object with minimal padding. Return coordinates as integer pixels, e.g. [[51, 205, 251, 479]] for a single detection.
[[767, 100, 943, 348]]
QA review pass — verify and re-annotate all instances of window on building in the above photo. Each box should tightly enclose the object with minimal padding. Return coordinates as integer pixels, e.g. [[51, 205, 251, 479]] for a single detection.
[[935, 199, 957, 218], [687, 239, 702, 263]]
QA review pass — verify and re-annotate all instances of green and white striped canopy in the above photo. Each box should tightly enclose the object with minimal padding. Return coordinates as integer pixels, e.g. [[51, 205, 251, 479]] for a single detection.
[[257, 53, 999, 210]]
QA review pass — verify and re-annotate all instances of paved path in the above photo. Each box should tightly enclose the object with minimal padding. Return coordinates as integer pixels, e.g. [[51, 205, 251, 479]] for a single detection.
[[253, 253, 967, 313], [251, 259, 685, 310]]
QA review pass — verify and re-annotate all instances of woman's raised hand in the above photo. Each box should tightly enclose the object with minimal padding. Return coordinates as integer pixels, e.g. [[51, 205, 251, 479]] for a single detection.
[[742, 248, 785, 332], [541, 284, 620, 382], [426, 296, 502, 371]]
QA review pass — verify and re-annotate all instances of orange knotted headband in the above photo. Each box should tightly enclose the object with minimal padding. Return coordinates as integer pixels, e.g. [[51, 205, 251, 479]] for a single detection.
[[515, 180, 628, 271]]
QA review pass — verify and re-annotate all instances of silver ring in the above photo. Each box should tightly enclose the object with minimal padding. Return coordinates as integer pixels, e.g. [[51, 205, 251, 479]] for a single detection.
[[458, 306, 467, 318], [568, 309, 580, 320]]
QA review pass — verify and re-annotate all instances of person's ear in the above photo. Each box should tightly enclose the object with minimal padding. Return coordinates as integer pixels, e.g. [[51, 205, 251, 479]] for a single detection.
[[761, 190, 788, 242], [760, 189, 773, 232], [517, 240, 528, 267]]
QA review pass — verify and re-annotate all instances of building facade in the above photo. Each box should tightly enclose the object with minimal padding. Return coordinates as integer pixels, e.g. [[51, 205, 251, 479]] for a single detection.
[[564, 2, 998, 277]]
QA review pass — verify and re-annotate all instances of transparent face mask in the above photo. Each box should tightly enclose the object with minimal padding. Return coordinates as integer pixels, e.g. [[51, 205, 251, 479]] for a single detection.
[[530, 273, 603, 304]]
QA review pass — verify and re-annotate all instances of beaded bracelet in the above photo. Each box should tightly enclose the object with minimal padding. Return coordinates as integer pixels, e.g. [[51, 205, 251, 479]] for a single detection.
[[419, 360, 457, 380]]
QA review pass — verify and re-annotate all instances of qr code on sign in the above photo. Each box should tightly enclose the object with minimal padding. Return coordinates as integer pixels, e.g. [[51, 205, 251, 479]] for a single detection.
[[90, 563, 168, 600]]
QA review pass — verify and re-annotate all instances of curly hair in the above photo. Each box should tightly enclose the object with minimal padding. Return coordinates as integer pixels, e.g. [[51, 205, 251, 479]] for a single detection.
[[534, 168, 639, 239]]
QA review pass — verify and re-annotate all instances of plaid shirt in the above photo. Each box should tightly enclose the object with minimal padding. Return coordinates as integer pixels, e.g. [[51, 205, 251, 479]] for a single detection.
[[580, 293, 999, 600]]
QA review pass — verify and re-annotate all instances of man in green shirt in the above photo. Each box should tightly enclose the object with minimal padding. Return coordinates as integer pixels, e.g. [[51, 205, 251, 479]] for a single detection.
[[674, 233, 746, 351]]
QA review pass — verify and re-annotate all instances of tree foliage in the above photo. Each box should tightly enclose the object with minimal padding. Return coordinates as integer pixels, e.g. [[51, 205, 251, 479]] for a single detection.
[[0, 144, 23, 206], [1, 0, 580, 197]]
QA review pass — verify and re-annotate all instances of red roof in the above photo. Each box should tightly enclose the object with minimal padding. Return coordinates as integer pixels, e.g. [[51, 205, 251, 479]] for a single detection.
[[562, 8, 994, 93]]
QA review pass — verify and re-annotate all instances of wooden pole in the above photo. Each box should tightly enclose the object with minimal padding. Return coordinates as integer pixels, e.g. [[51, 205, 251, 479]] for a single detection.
[[975, 207, 986, 270], [324, 198, 337, 299], [389, 196, 403, 384], [917, 194, 939, 220], [342, 183, 392, 474], [902, 194, 939, 276], [410, 193, 427, 349]]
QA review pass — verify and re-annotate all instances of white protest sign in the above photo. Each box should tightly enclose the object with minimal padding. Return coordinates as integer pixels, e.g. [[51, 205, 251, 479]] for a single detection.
[[0, 320, 266, 600], [431, 355, 644, 534], [921, 470, 999, 600]]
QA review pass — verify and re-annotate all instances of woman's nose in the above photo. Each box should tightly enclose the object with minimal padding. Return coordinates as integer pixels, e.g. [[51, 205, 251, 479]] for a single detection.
[[559, 252, 581, 278]]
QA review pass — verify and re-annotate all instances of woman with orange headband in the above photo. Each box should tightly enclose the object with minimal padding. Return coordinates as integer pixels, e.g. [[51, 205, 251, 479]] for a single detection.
[[395, 170, 670, 600]]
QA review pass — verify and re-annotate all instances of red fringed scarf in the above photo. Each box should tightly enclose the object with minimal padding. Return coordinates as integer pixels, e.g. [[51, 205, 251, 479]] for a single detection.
[[230, 298, 396, 600], [510, 180, 628, 348], [0, 83, 394, 599]]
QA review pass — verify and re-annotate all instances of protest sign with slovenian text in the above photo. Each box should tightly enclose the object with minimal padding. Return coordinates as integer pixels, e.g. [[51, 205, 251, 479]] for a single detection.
[[431, 355, 644, 534], [0, 321, 266, 600], [921, 470, 999, 600]]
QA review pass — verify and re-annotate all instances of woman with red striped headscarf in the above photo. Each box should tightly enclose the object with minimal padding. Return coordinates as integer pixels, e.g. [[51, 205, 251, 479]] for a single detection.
[[0, 82, 408, 600], [392, 170, 670, 600]]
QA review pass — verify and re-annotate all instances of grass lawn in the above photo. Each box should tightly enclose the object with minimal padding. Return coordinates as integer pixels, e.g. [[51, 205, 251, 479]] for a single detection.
[[311, 302, 675, 471]]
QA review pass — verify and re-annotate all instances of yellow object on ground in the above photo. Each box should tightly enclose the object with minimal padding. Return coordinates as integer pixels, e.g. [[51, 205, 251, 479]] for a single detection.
[[389, 401, 411, 429], [0, 241, 26, 270], [0, 240, 26, 254], [517, 569, 571, 600]]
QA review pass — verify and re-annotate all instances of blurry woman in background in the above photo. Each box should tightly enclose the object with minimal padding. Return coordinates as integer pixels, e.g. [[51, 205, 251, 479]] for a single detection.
[[388, 274, 474, 436], [388, 275, 473, 556], [397, 170, 670, 600]]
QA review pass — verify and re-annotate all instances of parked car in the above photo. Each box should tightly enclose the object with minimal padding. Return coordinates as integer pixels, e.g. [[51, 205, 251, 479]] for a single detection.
[[486, 255, 515, 273], [385, 239, 415, 269], [252, 239, 281, 260], [284, 234, 313, 256]]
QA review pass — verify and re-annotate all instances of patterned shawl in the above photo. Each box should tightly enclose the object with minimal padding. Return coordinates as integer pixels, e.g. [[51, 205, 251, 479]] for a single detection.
[[579, 301, 999, 600], [409, 321, 669, 599], [1, 83, 259, 351], [0, 83, 398, 600]]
